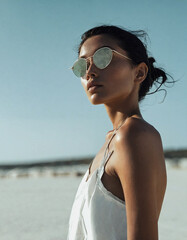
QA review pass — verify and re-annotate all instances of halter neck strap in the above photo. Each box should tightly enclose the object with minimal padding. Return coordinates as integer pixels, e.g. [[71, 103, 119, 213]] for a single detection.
[[99, 117, 128, 171]]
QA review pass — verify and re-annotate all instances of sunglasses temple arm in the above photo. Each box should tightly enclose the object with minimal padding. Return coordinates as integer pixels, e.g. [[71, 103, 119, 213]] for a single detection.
[[112, 50, 132, 61]]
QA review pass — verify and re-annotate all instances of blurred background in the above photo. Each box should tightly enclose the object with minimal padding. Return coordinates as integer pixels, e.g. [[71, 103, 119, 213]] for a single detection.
[[0, 0, 186, 164], [0, 0, 186, 240]]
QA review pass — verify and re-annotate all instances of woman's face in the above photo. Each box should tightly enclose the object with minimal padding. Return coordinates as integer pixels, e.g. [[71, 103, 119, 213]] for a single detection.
[[79, 34, 138, 105]]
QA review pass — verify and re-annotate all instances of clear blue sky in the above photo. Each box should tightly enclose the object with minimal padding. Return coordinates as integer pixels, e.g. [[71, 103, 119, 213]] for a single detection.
[[0, 0, 186, 163]]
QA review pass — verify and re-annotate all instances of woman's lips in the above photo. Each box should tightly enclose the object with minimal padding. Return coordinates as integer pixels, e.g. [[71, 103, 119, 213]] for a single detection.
[[88, 85, 102, 93]]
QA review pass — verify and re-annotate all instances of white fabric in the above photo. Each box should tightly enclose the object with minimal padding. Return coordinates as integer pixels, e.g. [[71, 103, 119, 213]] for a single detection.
[[67, 130, 127, 240]]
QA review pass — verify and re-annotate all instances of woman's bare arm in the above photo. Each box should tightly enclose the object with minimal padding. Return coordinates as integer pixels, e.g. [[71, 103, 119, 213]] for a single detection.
[[114, 119, 165, 240]]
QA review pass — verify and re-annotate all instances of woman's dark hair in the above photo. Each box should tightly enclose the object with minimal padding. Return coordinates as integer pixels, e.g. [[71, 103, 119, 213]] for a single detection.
[[77, 25, 176, 102]]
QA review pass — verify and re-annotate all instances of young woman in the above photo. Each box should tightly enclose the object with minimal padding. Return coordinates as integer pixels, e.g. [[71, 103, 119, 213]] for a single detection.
[[67, 25, 174, 240]]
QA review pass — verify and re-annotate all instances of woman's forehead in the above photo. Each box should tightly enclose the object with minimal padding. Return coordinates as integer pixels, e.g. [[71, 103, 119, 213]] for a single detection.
[[79, 34, 121, 58]]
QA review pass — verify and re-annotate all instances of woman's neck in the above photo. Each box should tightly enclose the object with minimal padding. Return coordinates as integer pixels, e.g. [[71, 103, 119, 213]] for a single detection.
[[104, 100, 142, 131]]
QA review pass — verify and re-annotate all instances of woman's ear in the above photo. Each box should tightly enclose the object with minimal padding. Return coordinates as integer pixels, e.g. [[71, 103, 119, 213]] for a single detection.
[[134, 62, 148, 83]]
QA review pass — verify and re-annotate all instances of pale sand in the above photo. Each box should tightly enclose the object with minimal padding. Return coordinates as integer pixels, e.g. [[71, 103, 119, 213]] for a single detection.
[[0, 167, 186, 240]]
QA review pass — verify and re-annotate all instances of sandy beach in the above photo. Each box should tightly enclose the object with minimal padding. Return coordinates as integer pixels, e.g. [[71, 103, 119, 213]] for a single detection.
[[0, 162, 187, 240]]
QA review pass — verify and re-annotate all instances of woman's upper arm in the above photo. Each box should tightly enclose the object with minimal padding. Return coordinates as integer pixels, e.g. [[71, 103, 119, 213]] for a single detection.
[[114, 121, 163, 240]]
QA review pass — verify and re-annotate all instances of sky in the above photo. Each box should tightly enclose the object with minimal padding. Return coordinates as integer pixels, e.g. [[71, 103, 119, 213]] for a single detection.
[[0, 0, 186, 163]]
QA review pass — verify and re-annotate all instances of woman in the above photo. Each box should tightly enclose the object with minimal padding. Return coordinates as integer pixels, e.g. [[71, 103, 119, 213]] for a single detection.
[[67, 25, 173, 240]]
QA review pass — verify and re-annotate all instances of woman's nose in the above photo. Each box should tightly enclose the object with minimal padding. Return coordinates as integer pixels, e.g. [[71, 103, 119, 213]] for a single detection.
[[86, 57, 98, 80]]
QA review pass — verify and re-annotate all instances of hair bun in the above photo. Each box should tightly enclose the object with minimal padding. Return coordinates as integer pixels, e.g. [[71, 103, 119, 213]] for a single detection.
[[148, 57, 156, 65]]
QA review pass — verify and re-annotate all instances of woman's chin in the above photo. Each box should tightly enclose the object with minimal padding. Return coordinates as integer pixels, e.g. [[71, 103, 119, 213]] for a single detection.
[[90, 100, 103, 105], [89, 95, 104, 105]]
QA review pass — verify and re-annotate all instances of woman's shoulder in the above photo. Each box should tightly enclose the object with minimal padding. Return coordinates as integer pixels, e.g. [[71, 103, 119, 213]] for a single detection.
[[116, 116, 161, 144], [113, 116, 164, 171]]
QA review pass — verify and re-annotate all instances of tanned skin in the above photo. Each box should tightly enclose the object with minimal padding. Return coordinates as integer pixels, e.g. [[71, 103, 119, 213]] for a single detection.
[[80, 34, 167, 240]]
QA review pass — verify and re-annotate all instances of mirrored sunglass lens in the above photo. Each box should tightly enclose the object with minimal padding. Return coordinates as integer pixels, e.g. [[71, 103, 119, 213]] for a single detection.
[[93, 47, 113, 69], [72, 58, 87, 77]]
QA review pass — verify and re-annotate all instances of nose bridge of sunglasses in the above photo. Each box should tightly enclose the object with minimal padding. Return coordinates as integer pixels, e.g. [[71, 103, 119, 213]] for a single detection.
[[85, 55, 95, 70]]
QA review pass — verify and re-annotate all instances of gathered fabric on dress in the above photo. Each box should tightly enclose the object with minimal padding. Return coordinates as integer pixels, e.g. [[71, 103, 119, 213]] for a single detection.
[[67, 129, 127, 240]]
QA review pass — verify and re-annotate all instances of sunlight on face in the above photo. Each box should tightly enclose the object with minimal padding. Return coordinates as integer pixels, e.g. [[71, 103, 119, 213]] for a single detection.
[[79, 34, 138, 106]]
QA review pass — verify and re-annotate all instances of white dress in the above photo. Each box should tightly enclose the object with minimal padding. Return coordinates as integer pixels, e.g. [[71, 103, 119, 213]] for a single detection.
[[67, 129, 127, 240]]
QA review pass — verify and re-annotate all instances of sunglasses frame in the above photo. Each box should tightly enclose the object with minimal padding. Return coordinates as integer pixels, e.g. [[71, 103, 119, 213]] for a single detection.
[[71, 47, 132, 78]]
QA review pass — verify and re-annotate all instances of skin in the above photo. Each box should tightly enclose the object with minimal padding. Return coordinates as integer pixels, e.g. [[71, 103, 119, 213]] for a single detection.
[[79, 34, 167, 240]]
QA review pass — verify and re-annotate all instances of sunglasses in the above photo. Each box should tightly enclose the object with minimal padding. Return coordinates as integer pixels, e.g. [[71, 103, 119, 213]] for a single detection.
[[71, 47, 132, 78]]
